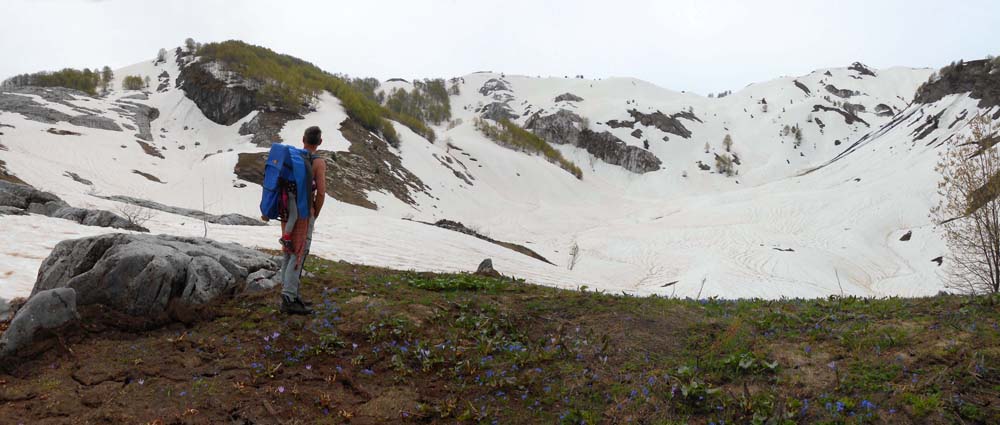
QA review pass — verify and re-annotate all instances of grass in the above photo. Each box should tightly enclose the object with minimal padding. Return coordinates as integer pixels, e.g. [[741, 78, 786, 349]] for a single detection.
[[196, 40, 434, 146], [1, 257, 999, 424]]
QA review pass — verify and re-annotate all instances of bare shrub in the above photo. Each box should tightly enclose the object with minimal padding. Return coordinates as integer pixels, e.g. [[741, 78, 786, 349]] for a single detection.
[[115, 202, 155, 230], [933, 113, 1000, 294]]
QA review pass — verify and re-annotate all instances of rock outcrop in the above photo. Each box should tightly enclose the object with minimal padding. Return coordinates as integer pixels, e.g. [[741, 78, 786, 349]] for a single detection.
[[525, 110, 662, 173], [603, 109, 697, 139], [238, 111, 303, 147], [812, 104, 870, 127], [246, 269, 280, 292], [478, 102, 519, 122], [475, 259, 501, 278], [554, 93, 584, 102], [478, 78, 512, 96], [0, 288, 79, 358], [874, 103, 895, 117], [0, 181, 148, 231], [793, 80, 811, 95], [115, 101, 160, 141], [156, 70, 171, 93], [429, 219, 553, 264], [849, 62, 877, 77], [101, 195, 265, 226], [32, 234, 279, 316], [914, 58, 1000, 109], [0, 88, 122, 131], [825, 84, 858, 99], [177, 61, 259, 125]]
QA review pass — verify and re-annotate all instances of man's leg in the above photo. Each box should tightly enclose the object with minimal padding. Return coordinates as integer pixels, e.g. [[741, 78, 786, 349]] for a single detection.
[[281, 252, 301, 301], [299, 217, 316, 278], [280, 251, 311, 314]]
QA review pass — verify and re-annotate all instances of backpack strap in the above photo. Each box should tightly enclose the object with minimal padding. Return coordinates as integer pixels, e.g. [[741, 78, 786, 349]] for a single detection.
[[301, 151, 320, 212]]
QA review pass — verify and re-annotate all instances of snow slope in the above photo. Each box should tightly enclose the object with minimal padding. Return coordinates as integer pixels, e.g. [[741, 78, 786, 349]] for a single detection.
[[1, 48, 988, 302]]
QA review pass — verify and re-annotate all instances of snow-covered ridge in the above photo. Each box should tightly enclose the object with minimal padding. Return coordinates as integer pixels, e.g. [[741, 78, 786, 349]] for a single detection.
[[1, 45, 994, 303]]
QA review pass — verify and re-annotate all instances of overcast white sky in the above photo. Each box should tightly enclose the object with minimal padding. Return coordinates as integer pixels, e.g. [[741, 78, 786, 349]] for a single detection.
[[2, 0, 998, 94]]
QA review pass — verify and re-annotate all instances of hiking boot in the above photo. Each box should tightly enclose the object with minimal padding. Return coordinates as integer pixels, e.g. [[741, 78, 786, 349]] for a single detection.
[[280, 295, 312, 315]]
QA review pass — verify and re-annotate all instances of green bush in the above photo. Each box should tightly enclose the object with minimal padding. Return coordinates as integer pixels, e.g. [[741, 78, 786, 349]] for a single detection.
[[122, 75, 145, 90], [405, 274, 509, 292], [2, 68, 103, 95], [347, 77, 383, 103], [384, 79, 452, 125], [474, 117, 583, 179]]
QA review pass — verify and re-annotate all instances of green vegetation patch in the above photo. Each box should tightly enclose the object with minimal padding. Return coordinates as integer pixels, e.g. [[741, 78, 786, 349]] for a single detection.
[[474, 117, 583, 179], [196, 40, 434, 146], [2, 67, 110, 95]]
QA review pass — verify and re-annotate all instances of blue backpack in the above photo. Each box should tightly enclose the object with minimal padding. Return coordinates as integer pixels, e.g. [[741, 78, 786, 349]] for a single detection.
[[260, 143, 313, 220]]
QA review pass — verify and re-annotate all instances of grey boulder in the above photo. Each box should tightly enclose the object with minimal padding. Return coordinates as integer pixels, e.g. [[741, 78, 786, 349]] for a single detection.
[[246, 268, 280, 293], [475, 258, 501, 278], [32, 234, 279, 316], [0, 297, 9, 320], [0, 206, 27, 216], [0, 288, 79, 358]]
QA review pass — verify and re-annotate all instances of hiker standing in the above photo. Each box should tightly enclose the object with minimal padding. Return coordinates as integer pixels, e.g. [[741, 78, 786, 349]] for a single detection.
[[278, 126, 326, 315]]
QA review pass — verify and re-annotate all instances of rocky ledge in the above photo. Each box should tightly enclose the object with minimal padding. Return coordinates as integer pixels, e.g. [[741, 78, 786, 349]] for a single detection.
[[0, 181, 147, 231], [914, 58, 1000, 110], [101, 195, 265, 226], [0, 87, 122, 132], [176, 60, 260, 126], [605, 109, 700, 139], [238, 111, 303, 147], [525, 110, 662, 173]]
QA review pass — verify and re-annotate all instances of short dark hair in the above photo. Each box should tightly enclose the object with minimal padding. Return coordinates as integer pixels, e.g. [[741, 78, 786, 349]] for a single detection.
[[304, 126, 322, 145]]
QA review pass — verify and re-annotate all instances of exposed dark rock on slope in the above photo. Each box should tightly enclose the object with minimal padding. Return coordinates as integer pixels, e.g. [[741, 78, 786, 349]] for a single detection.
[[825, 84, 858, 99], [238, 111, 303, 147], [554, 93, 584, 102], [236, 118, 429, 210], [479, 78, 512, 96], [914, 59, 1000, 110], [812, 104, 870, 127], [478, 102, 519, 122], [424, 219, 554, 265], [525, 110, 662, 173], [115, 101, 160, 141], [849, 62, 877, 77], [874, 103, 895, 117], [0, 88, 122, 131], [176, 60, 259, 126], [793, 80, 811, 95], [604, 109, 698, 139]]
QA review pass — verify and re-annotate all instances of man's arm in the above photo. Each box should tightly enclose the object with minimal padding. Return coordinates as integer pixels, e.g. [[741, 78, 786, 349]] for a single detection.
[[312, 158, 327, 218]]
